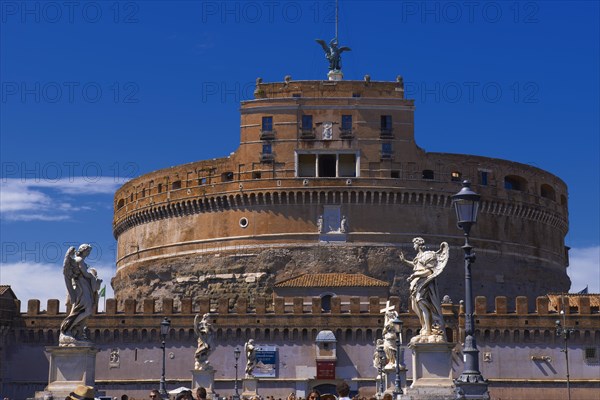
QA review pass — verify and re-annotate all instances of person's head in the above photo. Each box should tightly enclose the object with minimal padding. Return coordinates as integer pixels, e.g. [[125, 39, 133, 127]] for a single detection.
[[336, 382, 350, 398], [196, 387, 207, 400], [67, 385, 95, 400], [150, 390, 160, 400], [121, 395, 128, 400], [382, 394, 392, 400], [307, 390, 320, 400]]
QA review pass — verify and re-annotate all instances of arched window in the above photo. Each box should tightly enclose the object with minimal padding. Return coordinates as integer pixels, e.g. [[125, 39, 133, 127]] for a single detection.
[[422, 170, 434, 180], [504, 175, 527, 191], [540, 184, 556, 201]]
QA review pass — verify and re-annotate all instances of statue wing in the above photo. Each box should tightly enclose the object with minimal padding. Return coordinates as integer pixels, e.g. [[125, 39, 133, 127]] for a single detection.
[[416, 243, 449, 290], [315, 39, 329, 53], [62, 247, 78, 301], [339, 46, 352, 53]]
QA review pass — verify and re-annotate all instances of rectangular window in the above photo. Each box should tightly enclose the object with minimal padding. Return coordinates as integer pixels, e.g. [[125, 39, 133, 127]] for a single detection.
[[298, 154, 317, 177], [338, 154, 356, 177], [302, 115, 313, 130], [381, 115, 392, 134], [341, 115, 352, 131], [479, 171, 489, 186], [382, 142, 392, 156], [262, 144, 272, 154], [262, 116, 273, 132]]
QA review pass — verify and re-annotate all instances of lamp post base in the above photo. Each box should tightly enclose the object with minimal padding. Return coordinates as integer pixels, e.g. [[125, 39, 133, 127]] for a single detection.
[[453, 376, 489, 400]]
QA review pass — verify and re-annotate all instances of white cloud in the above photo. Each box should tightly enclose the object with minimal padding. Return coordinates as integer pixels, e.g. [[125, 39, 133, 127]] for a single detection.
[[0, 177, 126, 221], [568, 246, 600, 293], [1, 261, 115, 312]]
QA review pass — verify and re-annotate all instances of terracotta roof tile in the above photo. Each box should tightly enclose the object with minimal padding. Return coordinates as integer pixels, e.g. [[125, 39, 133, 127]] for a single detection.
[[547, 293, 600, 310], [274, 273, 389, 288], [0, 285, 15, 296]]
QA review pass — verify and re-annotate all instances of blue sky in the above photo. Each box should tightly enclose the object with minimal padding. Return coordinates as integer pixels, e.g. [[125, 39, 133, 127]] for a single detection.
[[1, 1, 599, 308]]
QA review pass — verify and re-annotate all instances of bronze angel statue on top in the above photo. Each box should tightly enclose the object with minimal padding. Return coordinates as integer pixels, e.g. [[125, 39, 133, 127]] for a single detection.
[[399, 237, 450, 343], [60, 244, 102, 346], [315, 38, 351, 71]]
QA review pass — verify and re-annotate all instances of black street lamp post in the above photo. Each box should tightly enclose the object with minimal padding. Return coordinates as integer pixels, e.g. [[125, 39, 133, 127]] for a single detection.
[[159, 317, 171, 399], [452, 181, 489, 400], [556, 302, 575, 400], [233, 346, 241, 400], [392, 316, 403, 399]]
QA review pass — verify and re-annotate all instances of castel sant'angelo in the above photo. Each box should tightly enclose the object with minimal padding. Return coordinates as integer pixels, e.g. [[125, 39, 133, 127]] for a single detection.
[[111, 71, 570, 308], [4, 31, 599, 400]]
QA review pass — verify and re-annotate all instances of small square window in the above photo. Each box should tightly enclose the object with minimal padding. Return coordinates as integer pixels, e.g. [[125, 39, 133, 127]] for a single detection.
[[382, 143, 392, 157], [262, 116, 273, 132], [451, 171, 462, 181], [352, 92, 361, 98], [391, 170, 400, 178], [252, 172, 262, 179], [262, 144, 272, 154]]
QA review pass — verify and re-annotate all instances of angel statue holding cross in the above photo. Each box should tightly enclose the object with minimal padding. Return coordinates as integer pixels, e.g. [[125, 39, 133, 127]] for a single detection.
[[399, 237, 449, 343]]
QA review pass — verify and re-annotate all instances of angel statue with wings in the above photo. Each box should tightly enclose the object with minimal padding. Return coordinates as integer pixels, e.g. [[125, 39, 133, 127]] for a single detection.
[[194, 313, 214, 370], [315, 38, 351, 71], [399, 237, 449, 343], [60, 244, 102, 346]]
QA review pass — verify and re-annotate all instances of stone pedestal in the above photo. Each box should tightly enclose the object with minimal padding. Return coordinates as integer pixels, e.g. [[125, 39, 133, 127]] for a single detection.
[[405, 342, 455, 399], [36, 346, 98, 399], [191, 368, 216, 399], [242, 377, 258, 397], [384, 367, 407, 395], [328, 70, 343, 81]]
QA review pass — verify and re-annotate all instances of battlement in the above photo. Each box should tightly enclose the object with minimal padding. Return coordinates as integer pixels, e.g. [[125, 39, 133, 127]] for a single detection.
[[21, 294, 599, 317]]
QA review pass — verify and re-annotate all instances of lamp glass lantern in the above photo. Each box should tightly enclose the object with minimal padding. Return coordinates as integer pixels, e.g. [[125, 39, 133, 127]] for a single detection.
[[160, 317, 171, 340], [234, 346, 241, 360], [392, 316, 403, 334], [452, 180, 480, 230]]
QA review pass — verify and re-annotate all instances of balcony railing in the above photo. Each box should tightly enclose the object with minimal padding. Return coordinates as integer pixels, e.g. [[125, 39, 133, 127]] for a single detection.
[[380, 152, 393, 160], [259, 130, 275, 140], [380, 128, 393, 137], [300, 128, 315, 139], [260, 153, 274, 163], [340, 129, 353, 139]]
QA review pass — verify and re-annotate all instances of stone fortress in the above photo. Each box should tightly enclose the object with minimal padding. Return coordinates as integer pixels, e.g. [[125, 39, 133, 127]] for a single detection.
[[111, 77, 570, 308], [2, 71, 598, 399]]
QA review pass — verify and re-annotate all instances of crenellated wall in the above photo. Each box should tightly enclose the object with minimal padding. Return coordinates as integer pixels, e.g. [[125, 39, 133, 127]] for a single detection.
[[3, 295, 599, 400], [10, 295, 599, 346]]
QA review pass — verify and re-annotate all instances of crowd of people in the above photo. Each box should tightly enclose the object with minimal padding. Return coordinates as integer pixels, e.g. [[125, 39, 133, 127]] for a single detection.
[[59, 381, 387, 400]]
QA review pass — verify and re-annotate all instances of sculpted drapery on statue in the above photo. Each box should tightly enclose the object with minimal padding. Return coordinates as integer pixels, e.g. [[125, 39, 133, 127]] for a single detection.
[[244, 339, 257, 377], [399, 237, 449, 343], [382, 309, 398, 370], [60, 244, 102, 346], [194, 313, 214, 370]]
